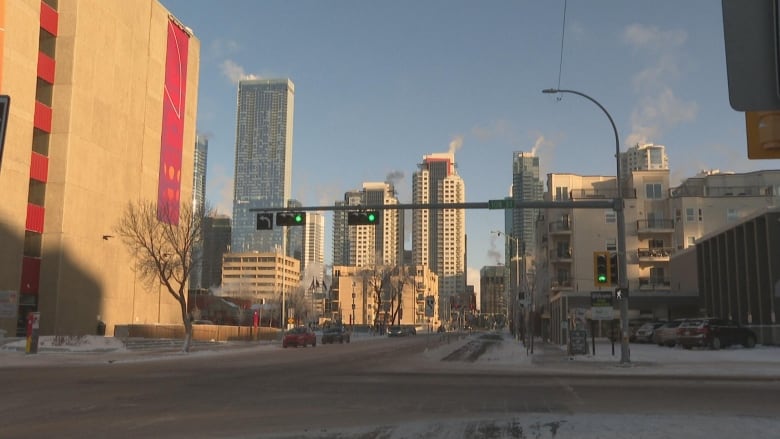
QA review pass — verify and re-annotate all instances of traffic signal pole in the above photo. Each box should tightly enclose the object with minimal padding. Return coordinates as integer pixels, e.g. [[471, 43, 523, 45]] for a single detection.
[[543, 88, 631, 365]]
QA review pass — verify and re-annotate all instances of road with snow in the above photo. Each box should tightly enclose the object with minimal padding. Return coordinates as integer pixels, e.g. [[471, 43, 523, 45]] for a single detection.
[[2, 332, 779, 438]]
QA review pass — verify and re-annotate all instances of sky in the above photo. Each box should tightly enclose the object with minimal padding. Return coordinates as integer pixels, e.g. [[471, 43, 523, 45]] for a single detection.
[[160, 0, 779, 294]]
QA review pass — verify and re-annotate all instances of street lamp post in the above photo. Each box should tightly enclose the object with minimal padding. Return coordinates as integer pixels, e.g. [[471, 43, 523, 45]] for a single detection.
[[491, 231, 522, 343], [542, 88, 631, 364], [351, 281, 356, 332]]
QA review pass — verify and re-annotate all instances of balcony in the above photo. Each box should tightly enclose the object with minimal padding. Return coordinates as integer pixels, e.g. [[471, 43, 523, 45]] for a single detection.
[[637, 247, 673, 261], [548, 220, 571, 234], [550, 279, 573, 290], [638, 277, 671, 290], [636, 219, 674, 234], [549, 248, 573, 262]]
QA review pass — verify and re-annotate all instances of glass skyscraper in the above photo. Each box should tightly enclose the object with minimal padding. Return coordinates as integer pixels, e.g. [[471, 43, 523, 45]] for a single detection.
[[231, 78, 295, 253]]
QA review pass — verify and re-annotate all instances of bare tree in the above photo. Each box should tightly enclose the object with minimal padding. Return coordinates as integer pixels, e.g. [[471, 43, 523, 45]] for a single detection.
[[114, 200, 206, 352]]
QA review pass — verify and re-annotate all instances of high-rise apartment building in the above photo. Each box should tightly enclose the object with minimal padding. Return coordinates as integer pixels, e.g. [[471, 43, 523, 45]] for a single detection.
[[231, 78, 295, 254], [332, 183, 401, 268], [412, 152, 466, 322], [189, 135, 209, 290], [302, 212, 326, 279], [0, 1, 199, 336], [509, 151, 543, 302], [620, 143, 668, 181]]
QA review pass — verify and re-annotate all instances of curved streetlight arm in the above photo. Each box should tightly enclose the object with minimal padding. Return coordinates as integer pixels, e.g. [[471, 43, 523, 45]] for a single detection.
[[542, 88, 631, 364]]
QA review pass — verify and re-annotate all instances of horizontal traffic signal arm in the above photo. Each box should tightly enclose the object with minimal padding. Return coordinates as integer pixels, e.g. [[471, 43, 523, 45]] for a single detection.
[[248, 199, 616, 213]]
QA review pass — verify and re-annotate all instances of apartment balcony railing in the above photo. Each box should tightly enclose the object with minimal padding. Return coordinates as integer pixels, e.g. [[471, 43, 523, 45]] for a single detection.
[[638, 277, 671, 289], [636, 219, 674, 233], [549, 249, 573, 261], [570, 188, 637, 199], [550, 279, 573, 290], [549, 220, 571, 233], [669, 184, 774, 198], [637, 247, 674, 260]]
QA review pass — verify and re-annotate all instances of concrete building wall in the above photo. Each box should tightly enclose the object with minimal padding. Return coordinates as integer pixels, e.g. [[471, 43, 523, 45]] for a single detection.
[[0, 0, 200, 336]]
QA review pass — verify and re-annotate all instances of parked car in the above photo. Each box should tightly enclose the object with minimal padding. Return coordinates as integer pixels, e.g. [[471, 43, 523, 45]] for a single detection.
[[634, 321, 665, 343], [677, 318, 757, 350], [404, 326, 417, 336], [652, 319, 687, 347], [322, 325, 351, 344], [282, 326, 317, 348]]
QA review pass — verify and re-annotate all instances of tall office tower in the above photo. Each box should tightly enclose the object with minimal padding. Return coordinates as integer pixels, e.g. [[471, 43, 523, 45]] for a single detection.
[[511, 152, 543, 251], [189, 135, 209, 290], [301, 212, 326, 278], [201, 215, 231, 289], [231, 78, 295, 254], [412, 152, 466, 322], [510, 152, 544, 298], [0, 1, 199, 335], [332, 191, 362, 267], [193, 135, 208, 213], [332, 183, 401, 268], [480, 266, 507, 317]]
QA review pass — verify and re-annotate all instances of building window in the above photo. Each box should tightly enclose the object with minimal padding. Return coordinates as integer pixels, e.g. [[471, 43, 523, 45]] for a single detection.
[[645, 183, 663, 199], [606, 238, 616, 251], [687, 236, 696, 246], [686, 207, 695, 222], [555, 186, 569, 201], [727, 208, 739, 222], [605, 210, 616, 223]]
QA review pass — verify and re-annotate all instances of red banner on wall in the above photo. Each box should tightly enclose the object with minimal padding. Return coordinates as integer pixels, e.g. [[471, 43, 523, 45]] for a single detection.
[[157, 19, 189, 225]]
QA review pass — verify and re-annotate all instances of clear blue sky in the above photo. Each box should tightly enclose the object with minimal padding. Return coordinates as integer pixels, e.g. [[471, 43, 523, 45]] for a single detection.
[[161, 0, 776, 292]]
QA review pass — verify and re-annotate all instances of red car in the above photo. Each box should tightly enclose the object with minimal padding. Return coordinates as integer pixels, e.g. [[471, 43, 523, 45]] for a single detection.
[[282, 326, 317, 348]]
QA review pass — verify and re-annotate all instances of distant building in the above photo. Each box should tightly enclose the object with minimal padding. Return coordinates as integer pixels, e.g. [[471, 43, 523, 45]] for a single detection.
[[189, 135, 209, 290], [412, 152, 466, 323], [332, 182, 402, 268], [231, 78, 295, 254], [480, 266, 507, 316], [201, 215, 231, 290], [221, 252, 300, 304]]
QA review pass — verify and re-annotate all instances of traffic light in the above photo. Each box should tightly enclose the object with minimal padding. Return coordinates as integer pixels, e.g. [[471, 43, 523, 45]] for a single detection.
[[745, 111, 780, 159], [347, 211, 379, 225], [593, 251, 608, 286], [276, 212, 305, 226], [609, 252, 618, 286]]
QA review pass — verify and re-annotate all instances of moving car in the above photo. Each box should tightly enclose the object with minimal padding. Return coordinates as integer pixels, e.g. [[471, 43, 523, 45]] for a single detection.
[[387, 326, 405, 337], [652, 319, 686, 347], [677, 318, 757, 350], [321, 325, 351, 344], [282, 326, 317, 348]]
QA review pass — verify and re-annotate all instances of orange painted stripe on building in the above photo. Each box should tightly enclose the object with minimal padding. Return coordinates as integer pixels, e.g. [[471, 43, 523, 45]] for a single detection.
[[37, 51, 55, 84], [33, 100, 52, 132], [40, 1, 57, 36], [30, 151, 48, 182], [25, 203, 45, 233]]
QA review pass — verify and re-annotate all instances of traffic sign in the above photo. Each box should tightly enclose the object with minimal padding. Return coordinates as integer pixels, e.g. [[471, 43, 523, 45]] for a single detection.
[[425, 296, 435, 317], [745, 111, 780, 158], [488, 199, 514, 210], [287, 317, 294, 324], [256, 213, 274, 230]]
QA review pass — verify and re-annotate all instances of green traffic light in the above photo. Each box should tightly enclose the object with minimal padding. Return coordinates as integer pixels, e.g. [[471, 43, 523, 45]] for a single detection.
[[367, 212, 376, 222], [294, 214, 303, 223], [597, 275, 607, 283]]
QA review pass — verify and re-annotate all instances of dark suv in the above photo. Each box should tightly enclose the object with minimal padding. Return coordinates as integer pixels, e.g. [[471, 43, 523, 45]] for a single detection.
[[321, 325, 351, 344], [677, 318, 757, 350]]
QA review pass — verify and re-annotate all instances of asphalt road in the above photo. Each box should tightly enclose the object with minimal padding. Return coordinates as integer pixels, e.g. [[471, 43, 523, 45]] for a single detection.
[[2, 334, 779, 438]]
